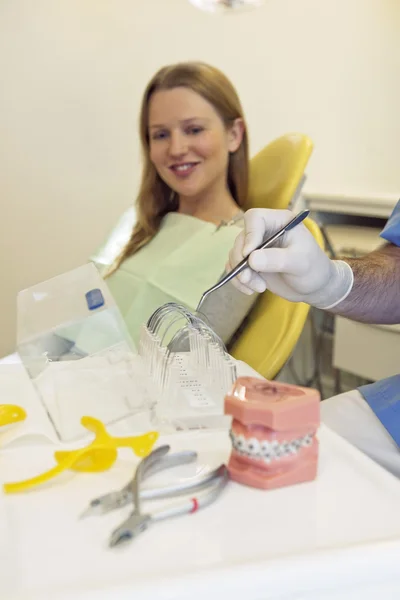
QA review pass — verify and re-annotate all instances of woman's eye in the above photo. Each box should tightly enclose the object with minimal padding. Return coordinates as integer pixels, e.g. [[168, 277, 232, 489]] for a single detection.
[[152, 130, 168, 141], [187, 126, 203, 135]]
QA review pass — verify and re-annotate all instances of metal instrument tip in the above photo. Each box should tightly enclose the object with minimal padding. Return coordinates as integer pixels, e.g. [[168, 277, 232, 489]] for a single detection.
[[109, 528, 133, 548]]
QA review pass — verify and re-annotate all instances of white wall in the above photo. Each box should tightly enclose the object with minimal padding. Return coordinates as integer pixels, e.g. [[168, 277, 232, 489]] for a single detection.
[[0, 0, 399, 356]]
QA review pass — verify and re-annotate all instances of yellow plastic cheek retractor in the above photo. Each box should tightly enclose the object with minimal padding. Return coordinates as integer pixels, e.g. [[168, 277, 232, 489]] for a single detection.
[[3, 445, 118, 494], [2, 416, 159, 494], [54, 416, 159, 467], [0, 404, 27, 428]]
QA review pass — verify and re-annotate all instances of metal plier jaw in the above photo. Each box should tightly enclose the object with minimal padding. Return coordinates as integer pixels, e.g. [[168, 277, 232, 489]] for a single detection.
[[87, 444, 229, 548]]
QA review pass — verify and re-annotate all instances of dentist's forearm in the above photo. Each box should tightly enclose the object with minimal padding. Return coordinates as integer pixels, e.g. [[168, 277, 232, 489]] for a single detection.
[[328, 244, 400, 324]]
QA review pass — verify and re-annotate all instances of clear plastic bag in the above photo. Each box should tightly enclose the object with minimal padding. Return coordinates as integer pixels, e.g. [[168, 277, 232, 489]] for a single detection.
[[17, 263, 151, 442]]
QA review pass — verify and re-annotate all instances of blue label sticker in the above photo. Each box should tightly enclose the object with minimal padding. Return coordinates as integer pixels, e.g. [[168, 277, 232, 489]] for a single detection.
[[85, 288, 105, 311]]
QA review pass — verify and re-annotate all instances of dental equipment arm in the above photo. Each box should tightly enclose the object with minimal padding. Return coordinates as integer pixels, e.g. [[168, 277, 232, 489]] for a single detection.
[[228, 208, 400, 325]]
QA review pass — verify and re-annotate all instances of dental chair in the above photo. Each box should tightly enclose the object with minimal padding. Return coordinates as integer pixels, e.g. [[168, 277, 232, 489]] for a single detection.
[[228, 133, 325, 380], [245, 132, 313, 211], [94, 132, 323, 381]]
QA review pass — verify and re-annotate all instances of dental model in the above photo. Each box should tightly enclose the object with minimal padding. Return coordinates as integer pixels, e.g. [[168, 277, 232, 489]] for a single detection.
[[224, 377, 320, 490]]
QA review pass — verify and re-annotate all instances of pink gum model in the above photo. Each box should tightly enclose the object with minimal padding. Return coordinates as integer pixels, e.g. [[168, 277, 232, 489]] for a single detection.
[[224, 377, 320, 490]]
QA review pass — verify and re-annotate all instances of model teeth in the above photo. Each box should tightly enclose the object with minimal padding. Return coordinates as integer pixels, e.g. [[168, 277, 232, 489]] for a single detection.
[[235, 434, 246, 452], [246, 437, 260, 454], [230, 431, 314, 462]]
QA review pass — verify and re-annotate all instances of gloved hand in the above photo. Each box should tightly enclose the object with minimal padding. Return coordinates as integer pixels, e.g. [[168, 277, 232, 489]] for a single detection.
[[228, 208, 354, 310]]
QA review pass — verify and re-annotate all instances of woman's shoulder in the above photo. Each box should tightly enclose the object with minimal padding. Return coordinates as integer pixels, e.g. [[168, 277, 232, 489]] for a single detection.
[[217, 210, 245, 231], [91, 207, 136, 267]]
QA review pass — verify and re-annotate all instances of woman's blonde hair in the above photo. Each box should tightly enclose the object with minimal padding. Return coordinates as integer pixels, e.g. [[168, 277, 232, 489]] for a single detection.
[[108, 61, 249, 274]]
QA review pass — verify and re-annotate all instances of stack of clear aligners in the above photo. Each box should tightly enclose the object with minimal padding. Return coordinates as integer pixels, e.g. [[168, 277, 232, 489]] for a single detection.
[[138, 303, 237, 429], [187, 328, 237, 403]]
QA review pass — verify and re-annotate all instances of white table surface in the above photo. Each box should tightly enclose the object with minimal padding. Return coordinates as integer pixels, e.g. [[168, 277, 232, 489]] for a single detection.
[[1, 353, 400, 600]]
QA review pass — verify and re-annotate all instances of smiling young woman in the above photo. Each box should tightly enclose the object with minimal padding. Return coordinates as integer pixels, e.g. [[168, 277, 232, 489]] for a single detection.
[[93, 61, 257, 346]]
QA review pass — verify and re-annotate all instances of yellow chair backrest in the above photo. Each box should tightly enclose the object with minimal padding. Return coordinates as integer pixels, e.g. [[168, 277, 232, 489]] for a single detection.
[[245, 133, 313, 211], [229, 133, 324, 380]]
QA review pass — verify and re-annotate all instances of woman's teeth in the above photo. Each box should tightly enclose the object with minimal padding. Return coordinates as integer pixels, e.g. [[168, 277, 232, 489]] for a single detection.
[[171, 163, 197, 172]]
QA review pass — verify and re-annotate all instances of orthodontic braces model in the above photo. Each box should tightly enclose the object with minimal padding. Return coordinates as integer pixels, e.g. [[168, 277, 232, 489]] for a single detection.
[[230, 431, 314, 463], [224, 377, 320, 490], [139, 303, 237, 430]]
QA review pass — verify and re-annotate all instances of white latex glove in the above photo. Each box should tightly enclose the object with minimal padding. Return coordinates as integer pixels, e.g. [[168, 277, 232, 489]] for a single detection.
[[228, 208, 354, 310]]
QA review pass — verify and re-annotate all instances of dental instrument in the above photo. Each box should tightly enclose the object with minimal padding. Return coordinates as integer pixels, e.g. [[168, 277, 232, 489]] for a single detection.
[[107, 445, 229, 547], [81, 446, 225, 517], [196, 209, 310, 313]]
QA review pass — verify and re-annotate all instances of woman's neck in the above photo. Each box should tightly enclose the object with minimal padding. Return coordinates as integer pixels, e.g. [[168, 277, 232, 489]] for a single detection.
[[177, 184, 241, 226]]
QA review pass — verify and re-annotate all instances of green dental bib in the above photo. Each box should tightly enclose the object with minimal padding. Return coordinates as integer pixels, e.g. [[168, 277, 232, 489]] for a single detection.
[[103, 212, 242, 346]]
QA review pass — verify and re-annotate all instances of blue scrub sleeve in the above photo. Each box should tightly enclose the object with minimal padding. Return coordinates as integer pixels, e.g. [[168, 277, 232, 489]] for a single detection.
[[380, 199, 400, 246]]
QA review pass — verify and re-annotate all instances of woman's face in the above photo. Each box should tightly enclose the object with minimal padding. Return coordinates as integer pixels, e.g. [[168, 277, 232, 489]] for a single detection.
[[148, 86, 243, 200]]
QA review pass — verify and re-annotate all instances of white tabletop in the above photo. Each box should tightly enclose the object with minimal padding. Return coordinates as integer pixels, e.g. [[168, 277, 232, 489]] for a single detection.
[[1, 354, 400, 600]]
